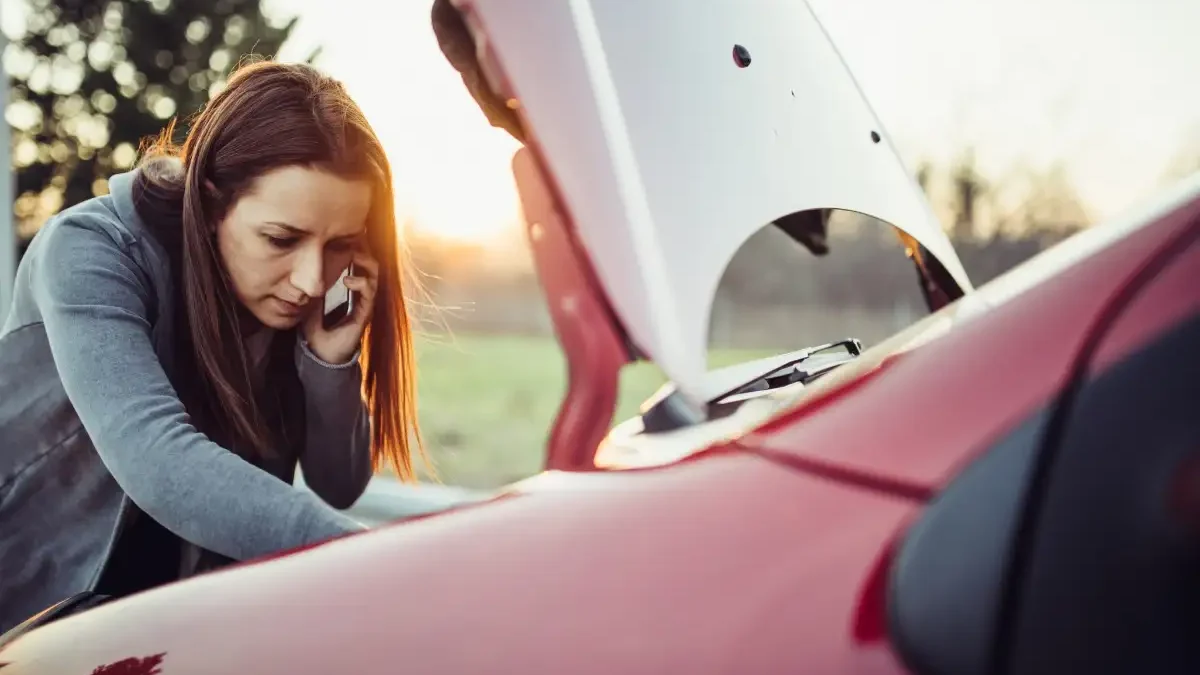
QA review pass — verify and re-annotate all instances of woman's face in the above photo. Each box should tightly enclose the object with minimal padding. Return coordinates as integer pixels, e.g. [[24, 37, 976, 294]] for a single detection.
[[216, 165, 372, 330]]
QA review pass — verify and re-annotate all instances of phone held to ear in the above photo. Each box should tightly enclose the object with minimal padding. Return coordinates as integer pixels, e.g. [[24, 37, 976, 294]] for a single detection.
[[323, 263, 356, 330]]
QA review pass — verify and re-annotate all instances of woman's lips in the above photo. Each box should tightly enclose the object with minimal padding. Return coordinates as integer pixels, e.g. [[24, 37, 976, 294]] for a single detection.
[[272, 297, 305, 316]]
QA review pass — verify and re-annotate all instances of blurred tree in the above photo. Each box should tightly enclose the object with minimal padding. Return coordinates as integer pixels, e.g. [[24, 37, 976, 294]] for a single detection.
[[984, 162, 1089, 242], [949, 149, 985, 240], [1012, 163, 1090, 237], [7, 0, 305, 255], [915, 161, 933, 196]]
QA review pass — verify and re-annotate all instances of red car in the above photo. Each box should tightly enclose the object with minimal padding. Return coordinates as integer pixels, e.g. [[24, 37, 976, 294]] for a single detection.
[[3, 1, 1197, 673]]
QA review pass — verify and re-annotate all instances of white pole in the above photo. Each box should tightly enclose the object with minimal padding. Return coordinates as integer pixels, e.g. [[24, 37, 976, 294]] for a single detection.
[[1, 26, 14, 319]]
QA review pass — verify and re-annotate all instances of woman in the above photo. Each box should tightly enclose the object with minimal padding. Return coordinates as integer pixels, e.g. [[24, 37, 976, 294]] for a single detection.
[[0, 60, 453, 633]]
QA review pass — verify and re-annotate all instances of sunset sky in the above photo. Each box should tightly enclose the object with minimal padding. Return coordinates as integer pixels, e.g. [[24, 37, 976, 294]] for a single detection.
[[270, 0, 1200, 241], [6, 0, 1200, 242]]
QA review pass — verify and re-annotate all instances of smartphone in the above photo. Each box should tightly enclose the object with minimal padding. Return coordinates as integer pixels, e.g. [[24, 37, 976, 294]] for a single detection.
[[322, 263, 356, 330]]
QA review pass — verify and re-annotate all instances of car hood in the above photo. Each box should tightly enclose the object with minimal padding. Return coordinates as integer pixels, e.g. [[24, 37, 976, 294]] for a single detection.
[[440, 0, 972, 406]]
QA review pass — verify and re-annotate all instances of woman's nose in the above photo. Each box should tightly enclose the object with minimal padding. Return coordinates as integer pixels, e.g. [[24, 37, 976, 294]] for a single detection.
[[290, 249, 325, 300]]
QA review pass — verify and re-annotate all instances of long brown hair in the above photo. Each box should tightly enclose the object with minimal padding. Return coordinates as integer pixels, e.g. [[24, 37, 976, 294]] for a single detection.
[[134, 59, 427, 481]]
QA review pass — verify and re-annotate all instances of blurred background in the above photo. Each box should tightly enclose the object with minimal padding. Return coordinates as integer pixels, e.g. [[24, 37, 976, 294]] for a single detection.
[[3, 0, 1198, 489]]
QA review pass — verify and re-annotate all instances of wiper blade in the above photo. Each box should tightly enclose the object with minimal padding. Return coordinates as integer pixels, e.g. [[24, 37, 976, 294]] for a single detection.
[[640, 338, 863, 433], [709, 338, 863, 401]]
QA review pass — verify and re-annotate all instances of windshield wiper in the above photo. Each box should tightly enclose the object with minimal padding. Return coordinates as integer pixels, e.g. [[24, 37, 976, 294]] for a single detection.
[[640, 338, 863, 433]]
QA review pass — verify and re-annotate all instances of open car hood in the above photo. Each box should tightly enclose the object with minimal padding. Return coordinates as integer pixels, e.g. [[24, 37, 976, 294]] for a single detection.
[[433, 0, 971, 408]]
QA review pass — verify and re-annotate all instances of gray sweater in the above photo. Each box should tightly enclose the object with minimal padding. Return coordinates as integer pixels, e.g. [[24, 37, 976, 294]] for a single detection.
[[0, 169, 399, 631]]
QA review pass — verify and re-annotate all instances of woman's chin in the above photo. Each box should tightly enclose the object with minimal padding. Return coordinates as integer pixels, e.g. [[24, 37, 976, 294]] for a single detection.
[[263, 315, 302, 330], [251, 297, 309, 330], [252, 307, 305, 330]]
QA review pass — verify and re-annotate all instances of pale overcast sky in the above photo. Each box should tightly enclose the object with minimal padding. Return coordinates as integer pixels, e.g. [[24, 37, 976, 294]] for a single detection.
[[5, 0, 1198, 240]]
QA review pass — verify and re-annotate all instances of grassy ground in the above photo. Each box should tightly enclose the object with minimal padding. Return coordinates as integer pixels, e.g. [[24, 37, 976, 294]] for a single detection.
[[409, 332, 775, 487]]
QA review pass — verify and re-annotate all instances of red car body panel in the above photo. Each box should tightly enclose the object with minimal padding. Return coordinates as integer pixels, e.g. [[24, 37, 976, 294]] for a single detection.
[[4, 453, 921, 675], [1, 192, 1196, 674], [745, 192, 1200, 492]]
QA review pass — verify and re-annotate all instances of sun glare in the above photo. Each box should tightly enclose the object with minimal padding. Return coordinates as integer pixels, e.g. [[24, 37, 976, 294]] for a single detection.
[[268, 0, 528, 244], [394, 156, 523, 244]]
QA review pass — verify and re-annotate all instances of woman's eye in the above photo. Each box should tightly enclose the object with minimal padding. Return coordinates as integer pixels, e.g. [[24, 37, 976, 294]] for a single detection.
[[264, 234, 297, 249]]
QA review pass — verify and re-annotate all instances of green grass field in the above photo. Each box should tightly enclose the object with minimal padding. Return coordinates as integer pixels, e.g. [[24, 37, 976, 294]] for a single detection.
[[410, 332, 775, 487]]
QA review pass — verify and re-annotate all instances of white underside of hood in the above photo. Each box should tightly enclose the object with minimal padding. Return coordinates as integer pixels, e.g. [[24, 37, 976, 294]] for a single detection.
[[468, 0, 973, 405]]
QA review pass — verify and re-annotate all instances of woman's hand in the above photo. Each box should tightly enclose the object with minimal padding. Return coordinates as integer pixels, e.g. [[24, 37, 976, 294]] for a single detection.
[[302, 250, 379, 365]]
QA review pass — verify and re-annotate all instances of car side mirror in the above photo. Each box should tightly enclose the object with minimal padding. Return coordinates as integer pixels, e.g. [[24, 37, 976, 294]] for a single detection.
[[887, 411, 1047, 675]]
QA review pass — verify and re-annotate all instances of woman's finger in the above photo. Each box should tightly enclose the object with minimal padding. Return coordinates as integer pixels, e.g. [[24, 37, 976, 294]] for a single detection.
[[344, 275, 373, 297], [350, 252, 380, 281], [343, 275, 376, 326], [350, 262, 379, 299], [349, 268, 378, 292]]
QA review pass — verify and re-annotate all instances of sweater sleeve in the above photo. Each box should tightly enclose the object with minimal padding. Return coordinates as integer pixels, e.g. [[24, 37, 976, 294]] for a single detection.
[[32, 216, 367, 561], [293, 337, 374, 509], [292, 338, 485, 520]]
